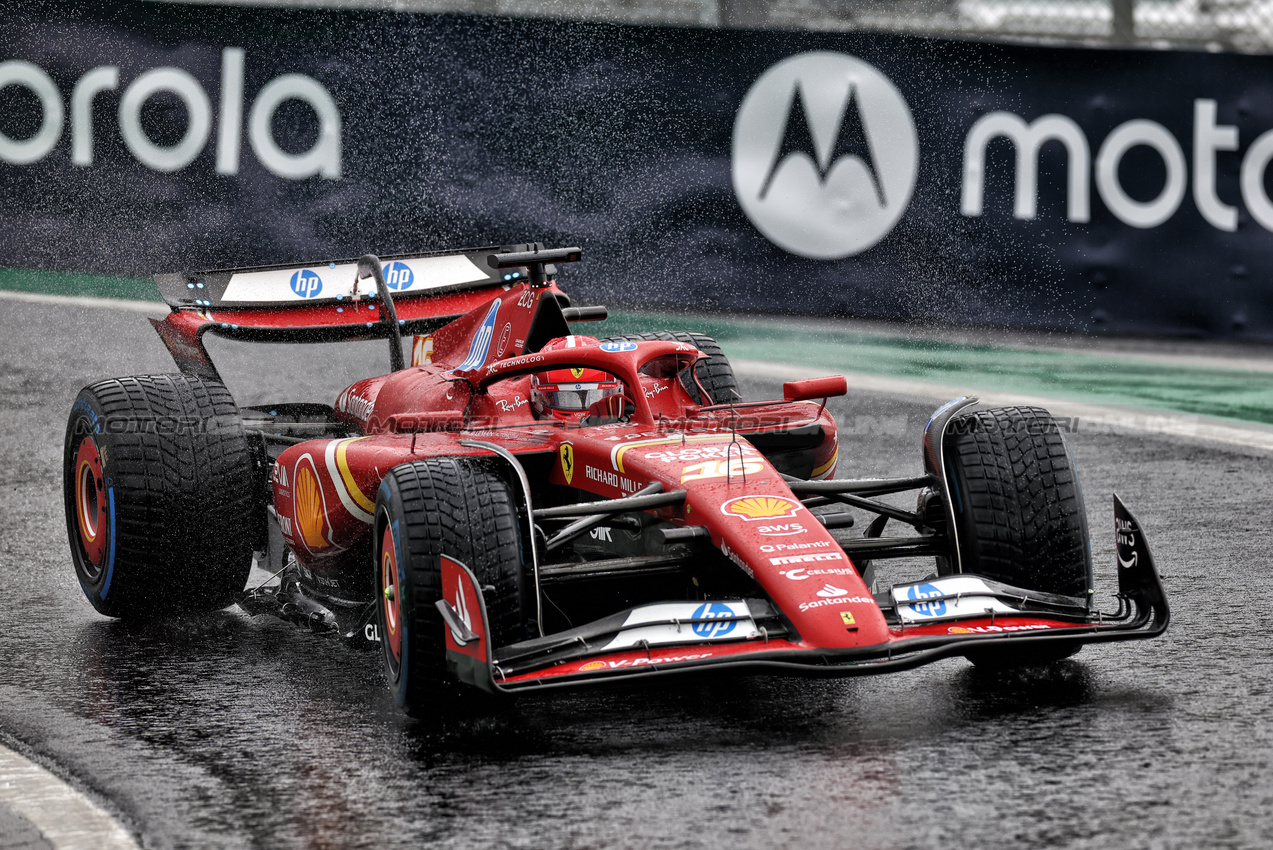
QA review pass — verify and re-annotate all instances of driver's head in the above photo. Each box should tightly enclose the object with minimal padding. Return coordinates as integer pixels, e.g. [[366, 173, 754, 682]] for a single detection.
[[530, 335, 623, 420]]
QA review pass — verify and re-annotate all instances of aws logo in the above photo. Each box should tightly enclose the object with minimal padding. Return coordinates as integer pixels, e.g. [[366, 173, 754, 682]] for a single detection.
[[732, 52, 918, 260]]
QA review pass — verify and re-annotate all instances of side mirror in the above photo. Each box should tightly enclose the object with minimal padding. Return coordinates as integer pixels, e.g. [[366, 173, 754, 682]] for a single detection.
[[783, 376, 848, 402]]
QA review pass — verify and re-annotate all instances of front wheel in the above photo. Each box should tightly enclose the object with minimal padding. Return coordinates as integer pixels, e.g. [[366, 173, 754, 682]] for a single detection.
[[374, 456, 525, 715], [943, 406, 1091, 666]]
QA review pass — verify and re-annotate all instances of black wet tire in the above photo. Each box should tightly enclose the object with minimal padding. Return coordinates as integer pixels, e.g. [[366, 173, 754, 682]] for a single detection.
[[374, 456, 525, 715], [63, 374, 258, 619], [945, 406, 1092, 599], [944, 407, 1091, 667], [599, 331, 739, 405]]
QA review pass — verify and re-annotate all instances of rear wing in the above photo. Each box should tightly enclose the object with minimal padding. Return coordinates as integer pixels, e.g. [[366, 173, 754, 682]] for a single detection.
[[154, 245, 537, 311], [148, 243, 574, 381]]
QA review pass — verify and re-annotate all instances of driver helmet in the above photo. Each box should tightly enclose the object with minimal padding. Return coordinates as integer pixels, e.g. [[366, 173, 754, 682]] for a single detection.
[[530, 335, 623, 420]]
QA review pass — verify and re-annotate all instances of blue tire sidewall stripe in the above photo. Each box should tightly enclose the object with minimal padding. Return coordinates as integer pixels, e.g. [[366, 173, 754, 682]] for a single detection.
[[101, 485, 116, 600], [394, 514, 408, 705], [378, 498, 409, 705]]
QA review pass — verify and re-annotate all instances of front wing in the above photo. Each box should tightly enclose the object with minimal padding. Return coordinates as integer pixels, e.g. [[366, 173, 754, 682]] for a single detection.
[[438, 495, 1169, 694]]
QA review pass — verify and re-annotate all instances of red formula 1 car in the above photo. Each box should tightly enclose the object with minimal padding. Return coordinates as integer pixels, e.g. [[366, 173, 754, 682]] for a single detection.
[[64, 245, 1168, 714]]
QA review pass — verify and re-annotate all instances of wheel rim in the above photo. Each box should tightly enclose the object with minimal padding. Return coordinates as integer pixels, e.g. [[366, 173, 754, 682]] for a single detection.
[[379, 524, 403, 671], [74, 437, 108, 574]]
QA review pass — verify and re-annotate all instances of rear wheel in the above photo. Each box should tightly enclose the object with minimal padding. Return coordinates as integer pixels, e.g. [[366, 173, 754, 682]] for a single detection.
[[943, 406, 1091, 666], [63, 374, 258, 619], [599, 331, 739, 405], [374, 456, 525, 715]]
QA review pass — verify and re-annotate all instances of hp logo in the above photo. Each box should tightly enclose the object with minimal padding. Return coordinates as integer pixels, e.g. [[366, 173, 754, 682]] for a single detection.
[[289, 269, 323, 299], [385, 261, 414, 291], [692, 602, 737, 638], [906, 583, 947, 618]]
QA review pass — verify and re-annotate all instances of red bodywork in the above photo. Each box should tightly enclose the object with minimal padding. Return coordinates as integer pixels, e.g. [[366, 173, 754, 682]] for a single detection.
[[150, 247, 1168, 693]]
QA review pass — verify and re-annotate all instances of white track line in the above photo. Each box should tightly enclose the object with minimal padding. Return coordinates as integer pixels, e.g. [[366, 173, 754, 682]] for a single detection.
[[0, 289, 164, 314], [734, 359, 1273, 453], [3, 286, 154, 849], [0, 744, 139, 850], [4, 291, 1270, 453]]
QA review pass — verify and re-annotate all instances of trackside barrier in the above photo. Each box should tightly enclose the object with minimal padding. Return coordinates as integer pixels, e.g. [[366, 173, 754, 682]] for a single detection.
[[2, 1, 1272, 337]]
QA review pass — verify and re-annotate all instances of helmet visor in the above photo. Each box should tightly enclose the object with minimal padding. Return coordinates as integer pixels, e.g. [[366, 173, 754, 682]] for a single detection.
[[534, 382, 620, 411]]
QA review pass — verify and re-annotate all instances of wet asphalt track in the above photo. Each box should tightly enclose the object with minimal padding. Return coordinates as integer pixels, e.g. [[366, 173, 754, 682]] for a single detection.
[[2, 298, 1272, 850]]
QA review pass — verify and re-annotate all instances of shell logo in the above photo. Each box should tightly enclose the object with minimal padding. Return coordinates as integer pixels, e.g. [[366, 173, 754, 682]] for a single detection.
[[295, 463, 329, 549], [948, 627, 973, 634], [721, 495, 802, 521], [580, 660, 606, 672]]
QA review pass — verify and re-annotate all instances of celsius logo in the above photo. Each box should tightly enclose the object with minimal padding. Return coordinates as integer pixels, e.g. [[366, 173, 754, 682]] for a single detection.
[[732, 51, 918, 260]]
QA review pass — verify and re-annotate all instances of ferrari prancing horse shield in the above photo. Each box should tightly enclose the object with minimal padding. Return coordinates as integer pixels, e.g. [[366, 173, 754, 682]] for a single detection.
[[560, 443, 575, 484]]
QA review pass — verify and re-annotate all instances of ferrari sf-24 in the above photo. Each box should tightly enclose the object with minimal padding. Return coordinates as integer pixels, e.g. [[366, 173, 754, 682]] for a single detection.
[[64, 244, 1168, 714]]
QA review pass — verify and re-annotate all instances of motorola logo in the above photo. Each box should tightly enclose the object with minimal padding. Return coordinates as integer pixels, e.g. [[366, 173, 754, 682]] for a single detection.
[[0, 49, 340, 178], [732, 52, 918, 260]]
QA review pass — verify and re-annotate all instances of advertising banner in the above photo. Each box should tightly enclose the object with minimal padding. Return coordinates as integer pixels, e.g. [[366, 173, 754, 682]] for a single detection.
[[2, 1, 1273, 336]]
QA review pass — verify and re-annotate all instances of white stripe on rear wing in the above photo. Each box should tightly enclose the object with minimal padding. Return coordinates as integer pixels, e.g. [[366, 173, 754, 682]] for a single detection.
[[154, 243, 545, 310], [220, 254, 488, 304]]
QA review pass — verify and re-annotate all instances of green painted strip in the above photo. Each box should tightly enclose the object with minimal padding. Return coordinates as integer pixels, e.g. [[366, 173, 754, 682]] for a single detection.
[[0, 267, 160, 302], [604, 310, 1273, 427]]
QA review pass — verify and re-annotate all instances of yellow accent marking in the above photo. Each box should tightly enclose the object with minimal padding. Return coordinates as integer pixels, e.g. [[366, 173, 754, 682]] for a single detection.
[[335, 438, 376, 514], [811, 445, 839, 479], [412, 335, 434, 366]]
